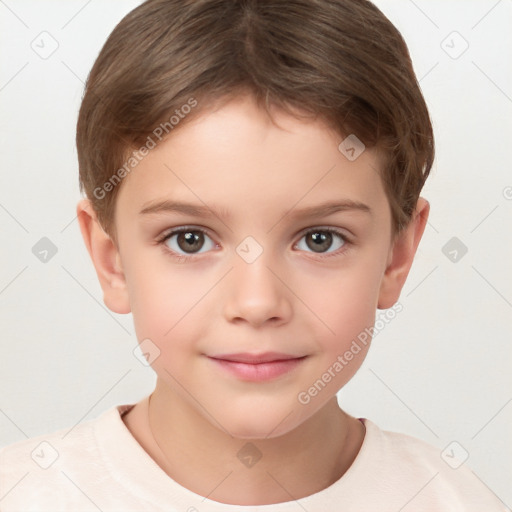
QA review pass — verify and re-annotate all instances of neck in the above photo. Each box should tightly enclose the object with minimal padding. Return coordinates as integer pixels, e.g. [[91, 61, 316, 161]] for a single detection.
[[135, 380, 365, 506]]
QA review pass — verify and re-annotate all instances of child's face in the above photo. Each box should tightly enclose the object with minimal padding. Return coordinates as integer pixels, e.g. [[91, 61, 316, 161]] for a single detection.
[[87, 94, 421, 438]]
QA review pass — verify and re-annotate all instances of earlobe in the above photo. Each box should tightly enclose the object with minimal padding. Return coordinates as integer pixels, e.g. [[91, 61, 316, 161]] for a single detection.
[[76, 199, 131, 314], [377, 198, 430, 309]]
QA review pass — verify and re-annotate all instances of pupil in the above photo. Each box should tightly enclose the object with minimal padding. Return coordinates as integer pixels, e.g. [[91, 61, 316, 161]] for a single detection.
[[307, 232, 332, 253], [178, 231, 203, 253]]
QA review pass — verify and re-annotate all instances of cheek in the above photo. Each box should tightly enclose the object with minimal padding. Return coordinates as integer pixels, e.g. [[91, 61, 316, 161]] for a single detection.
[[125, 255, 227, 379], [290, 264, 381, 409], [125, 254, 198, 343], [293, 250, 387, 388], [301, 262, 382, 337]]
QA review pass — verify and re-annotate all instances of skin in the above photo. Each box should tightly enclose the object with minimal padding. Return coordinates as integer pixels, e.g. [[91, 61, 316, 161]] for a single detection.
[[77, 93, 429, 505]]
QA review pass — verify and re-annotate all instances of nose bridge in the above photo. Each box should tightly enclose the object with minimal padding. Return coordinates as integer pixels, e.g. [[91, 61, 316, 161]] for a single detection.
[[223, 236, 292, 326]]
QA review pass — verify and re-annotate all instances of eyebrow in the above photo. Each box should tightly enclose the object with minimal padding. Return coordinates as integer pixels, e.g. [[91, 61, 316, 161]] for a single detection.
[[139, 199, 372, 221]]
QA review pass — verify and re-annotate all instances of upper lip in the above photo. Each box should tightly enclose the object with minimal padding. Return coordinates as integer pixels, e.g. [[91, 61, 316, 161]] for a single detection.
[[208, 352, 306, 364]]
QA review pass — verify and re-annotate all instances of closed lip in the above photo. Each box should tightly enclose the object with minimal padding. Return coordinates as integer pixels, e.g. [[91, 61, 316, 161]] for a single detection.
[[207, 352, 307, 364]]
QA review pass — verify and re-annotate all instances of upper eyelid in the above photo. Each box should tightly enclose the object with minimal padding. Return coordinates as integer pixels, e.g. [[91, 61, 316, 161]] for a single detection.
[[158, 225, 215, 242], [158, 225, 351, 245], [295, 225, 350, 239]]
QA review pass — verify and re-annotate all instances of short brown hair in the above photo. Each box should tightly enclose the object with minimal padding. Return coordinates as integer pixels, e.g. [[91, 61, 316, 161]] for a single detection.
[[77, 0, 434, 246]]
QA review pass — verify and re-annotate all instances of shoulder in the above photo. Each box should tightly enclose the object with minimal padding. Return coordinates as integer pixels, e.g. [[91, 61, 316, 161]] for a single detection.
[[358, 418, 507, 511], [0, 405, 131, 511]]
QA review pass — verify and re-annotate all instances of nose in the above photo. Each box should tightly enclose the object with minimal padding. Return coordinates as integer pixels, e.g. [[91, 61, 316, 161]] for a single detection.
[[223, 251, 293, 328]]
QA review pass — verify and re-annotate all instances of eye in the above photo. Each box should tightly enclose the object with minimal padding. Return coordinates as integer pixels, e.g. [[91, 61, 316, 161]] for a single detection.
[[159, 227, 216, 256], [295, 228, 348, 255]]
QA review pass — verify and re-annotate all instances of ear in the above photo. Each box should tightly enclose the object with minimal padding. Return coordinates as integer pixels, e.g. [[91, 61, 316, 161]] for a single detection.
[[377, 197, 430, 309], [76, 198, 131, 314]]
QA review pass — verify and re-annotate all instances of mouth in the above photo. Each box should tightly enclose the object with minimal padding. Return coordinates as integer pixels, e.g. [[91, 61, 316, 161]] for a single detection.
[[206, 352, 308, 381]]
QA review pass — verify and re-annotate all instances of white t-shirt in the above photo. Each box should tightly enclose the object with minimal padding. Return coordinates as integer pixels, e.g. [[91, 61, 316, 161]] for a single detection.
[[0, 402, 507, 511]]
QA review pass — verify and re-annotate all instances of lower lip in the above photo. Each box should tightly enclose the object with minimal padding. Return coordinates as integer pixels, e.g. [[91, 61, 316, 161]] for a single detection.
[[208, 357, 306, 382]]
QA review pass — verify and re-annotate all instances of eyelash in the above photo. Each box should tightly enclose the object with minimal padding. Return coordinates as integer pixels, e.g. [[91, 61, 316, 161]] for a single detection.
[[156, 226, 352, 263]]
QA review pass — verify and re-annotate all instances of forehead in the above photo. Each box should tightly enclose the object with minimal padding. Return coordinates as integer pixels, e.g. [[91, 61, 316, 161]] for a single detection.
[[115, 95, 388, 227]]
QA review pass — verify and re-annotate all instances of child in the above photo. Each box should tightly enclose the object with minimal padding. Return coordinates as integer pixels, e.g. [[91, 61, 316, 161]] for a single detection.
[[0, 0, 507, 510]]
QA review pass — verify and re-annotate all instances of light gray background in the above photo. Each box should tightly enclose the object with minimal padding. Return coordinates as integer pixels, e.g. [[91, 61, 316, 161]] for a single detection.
[[1, 0, 511, 507]]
